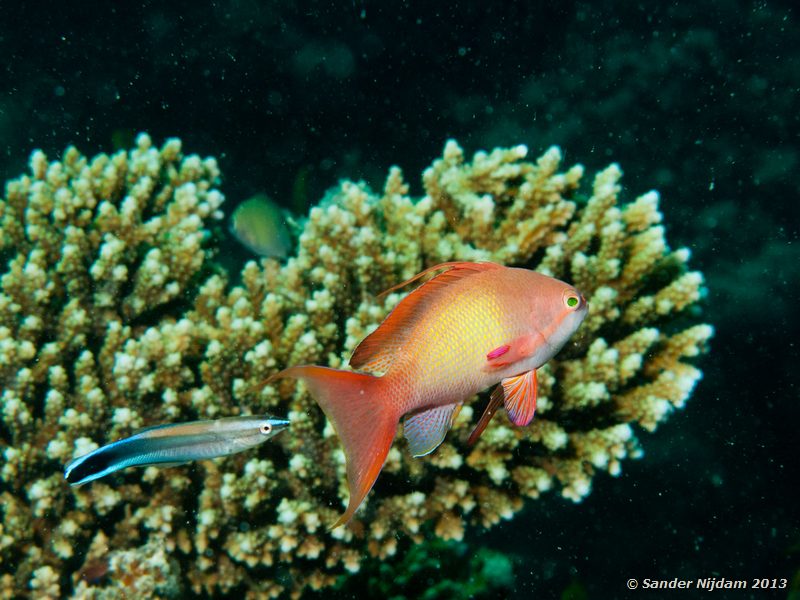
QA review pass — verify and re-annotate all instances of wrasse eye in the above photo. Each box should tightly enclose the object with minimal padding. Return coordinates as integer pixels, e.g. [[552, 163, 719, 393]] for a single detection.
[[565, 295, 579, 309], [259, 423, 273, 435]]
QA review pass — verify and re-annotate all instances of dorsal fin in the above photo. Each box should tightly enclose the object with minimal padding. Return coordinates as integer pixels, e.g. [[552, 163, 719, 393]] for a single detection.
[[375, 261, 468, 300], [350, 261, 502, 373]]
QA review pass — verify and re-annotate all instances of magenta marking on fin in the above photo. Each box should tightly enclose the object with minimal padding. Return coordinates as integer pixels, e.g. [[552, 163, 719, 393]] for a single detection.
[[487, 345, 511, 360]]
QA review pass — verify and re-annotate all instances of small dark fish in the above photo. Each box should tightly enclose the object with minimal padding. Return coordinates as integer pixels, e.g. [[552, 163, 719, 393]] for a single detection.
[[64, 415, 290, 486], [229, 193, 293, 258]]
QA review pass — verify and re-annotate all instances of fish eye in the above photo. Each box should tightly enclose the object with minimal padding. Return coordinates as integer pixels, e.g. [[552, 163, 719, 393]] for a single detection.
[[565, 294, 580, 309], [259, 423, 273, 435]]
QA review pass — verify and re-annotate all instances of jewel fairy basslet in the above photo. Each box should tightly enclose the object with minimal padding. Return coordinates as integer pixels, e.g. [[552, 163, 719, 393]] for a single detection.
[[270, 261, 587, 526]]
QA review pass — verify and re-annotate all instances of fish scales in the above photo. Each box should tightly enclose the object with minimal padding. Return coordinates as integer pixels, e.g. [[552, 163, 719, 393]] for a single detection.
[[391, 271, 521, 408]]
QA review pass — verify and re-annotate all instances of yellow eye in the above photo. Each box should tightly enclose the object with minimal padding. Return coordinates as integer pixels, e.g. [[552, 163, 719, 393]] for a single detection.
[[259, 423, 273, 435]]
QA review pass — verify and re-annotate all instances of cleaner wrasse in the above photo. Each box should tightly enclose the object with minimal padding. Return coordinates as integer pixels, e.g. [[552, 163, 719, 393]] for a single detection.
[[64, 415, 290, 486], [270, 261, 587, 527]]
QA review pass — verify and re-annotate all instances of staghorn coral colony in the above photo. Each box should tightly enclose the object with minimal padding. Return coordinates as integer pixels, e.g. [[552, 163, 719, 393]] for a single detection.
[[0, 135, 711, 598]]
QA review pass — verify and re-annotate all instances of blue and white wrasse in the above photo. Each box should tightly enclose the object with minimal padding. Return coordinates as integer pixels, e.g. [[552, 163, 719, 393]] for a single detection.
[[64, 415, 290, 486]]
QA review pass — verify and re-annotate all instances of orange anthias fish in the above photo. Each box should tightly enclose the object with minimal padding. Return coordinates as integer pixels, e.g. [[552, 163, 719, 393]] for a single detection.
[[271, 261, 588, 527]]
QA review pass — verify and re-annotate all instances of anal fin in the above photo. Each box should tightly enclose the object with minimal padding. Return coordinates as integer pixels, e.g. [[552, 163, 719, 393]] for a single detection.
[[403, 403, 462, 457]]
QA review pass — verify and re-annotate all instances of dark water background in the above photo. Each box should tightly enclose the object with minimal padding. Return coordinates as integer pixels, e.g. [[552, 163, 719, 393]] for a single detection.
[[1, 1, 798, 597]]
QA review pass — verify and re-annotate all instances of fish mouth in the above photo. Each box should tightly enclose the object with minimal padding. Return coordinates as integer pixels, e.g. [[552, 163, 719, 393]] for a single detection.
[[269, 419, 291, 432]]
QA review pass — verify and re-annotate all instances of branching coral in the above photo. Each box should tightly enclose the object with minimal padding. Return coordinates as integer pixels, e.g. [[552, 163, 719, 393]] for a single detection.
[[0, 136, 711, 598], [0, 134, 223, 597]]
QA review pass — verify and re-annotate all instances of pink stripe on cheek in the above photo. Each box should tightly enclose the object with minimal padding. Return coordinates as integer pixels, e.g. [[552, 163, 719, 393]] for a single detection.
[[487, 344, 510, 360]]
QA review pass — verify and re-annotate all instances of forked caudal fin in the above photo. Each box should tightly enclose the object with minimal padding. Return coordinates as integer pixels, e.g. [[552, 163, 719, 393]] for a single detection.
[[270, 366, 397, 527]]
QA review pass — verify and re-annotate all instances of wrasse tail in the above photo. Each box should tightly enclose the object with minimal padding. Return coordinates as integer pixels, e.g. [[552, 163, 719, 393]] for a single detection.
[[270, 365, 397, 528]]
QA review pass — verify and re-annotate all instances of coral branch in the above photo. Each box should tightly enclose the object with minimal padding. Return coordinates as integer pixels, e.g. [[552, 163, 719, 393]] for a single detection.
[[0, 136, 711, 597]]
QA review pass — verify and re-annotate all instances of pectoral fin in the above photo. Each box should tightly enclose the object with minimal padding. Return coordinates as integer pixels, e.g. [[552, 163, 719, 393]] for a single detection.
[[404, 403, 462, 457], [468, 369, 539, 445], [484, 334, 538, 370], [499, 369, 538, 426]]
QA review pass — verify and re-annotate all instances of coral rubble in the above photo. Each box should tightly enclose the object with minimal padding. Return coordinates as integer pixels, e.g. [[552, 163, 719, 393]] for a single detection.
[[0, 136, 711, 597]]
